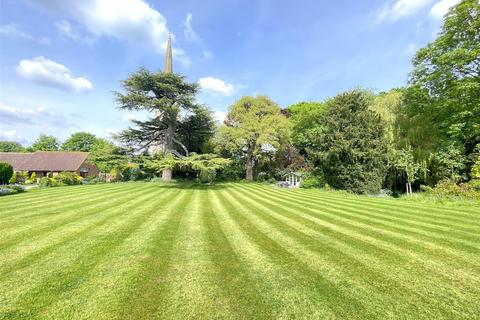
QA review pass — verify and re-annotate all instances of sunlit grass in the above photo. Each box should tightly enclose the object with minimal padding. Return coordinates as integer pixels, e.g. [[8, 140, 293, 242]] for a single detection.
[[0, 182, 479, 319]]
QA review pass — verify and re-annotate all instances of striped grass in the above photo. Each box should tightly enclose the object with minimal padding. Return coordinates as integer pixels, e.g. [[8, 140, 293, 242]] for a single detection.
[[0, 182, 478, 319]]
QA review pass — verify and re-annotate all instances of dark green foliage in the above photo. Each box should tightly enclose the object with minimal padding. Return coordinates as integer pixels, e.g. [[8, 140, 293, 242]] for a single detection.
[[29, 134, 60, 151], [0, 162, 13, 184], [309, 89, 388, 194], [115, 68, 199, 153], [145, 153, 230, 183], [88, 139, 129, 173], [216, 157, 245, 181], [62, 132, 99, 152], [176, 106, 216, 153], [0, 141, 25, 152]]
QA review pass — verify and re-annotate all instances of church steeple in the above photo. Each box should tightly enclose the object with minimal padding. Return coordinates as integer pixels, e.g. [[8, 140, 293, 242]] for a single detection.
[[164, 33, 173, 73]]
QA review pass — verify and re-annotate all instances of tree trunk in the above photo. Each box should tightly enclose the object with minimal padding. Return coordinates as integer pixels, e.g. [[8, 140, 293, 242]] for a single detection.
[[245, 156, 254, 181], [162, 168, 172, 181], [161, 125, 175, 181]]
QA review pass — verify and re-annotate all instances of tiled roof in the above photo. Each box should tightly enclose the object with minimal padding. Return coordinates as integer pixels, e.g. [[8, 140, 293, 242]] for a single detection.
[[0, 153, 30, 171], [0, 151, 89, 171]]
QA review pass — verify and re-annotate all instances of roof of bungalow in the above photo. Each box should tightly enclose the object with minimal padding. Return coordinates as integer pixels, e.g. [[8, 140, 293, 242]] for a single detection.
[[0, 151, 89, 172]]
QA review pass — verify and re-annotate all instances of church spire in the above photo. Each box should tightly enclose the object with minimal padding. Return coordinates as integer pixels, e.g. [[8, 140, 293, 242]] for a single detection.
[[164, 33, 173, 73]]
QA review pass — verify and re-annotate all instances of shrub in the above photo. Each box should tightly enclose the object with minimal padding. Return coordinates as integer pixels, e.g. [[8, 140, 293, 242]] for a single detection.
[[216, 158, 244, 181], [8, 184, 25, 193], [422, 179, 480, 199], [0, 162, 13, 184], [0, 184, 25, 196], [300, 171, 325, 189], [56, 172, 82, 185], [8, 172, 17, 184], [39, 177, 62, 188], [25, 172, 37, 184], [17, 171, 29, 184]]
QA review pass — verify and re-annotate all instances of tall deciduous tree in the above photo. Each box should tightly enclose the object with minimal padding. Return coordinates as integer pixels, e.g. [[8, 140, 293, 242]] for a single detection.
[[309, 89, 388, 194], [407, 0, 480, 156], [287, 101, 327, 156], [62, 132, 99, 152], [115, 68, 199, 181], [29, 134, 59, 151], [216, 96, 290, 181]]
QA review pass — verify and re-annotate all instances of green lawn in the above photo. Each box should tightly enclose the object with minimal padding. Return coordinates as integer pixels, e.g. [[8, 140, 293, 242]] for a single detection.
[[0, 182, 479, 320]]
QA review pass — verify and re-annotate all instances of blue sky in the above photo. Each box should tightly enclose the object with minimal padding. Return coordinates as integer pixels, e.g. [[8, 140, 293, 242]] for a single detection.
[[0, 0, 457, 145]]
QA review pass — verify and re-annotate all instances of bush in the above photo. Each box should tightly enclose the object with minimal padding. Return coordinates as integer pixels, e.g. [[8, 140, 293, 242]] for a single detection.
[[39, 177, 61, 188], [8, 172, 17, 184], [0, 187, 16, 196], [0, 184, 25, 196], [421, 179, 480, 199], [56, 172, 82, 185], [300, 170, 325, 189], [8, 184, 25, 193], [0, 162, 13, 184], [216, 158, 244, 181], [17, 171, 28, 184], [25, 172, 37, 184]]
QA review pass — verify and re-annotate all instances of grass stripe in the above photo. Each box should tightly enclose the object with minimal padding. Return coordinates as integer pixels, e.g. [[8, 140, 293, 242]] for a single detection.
[[0, 185, 167, 276], [246, 184, 480, 246], [200, 187, 278, 319], [38, 186, 187, 319], [0, 184, 129, 220], [0, 184, 153, 251], [224, 186, 477, 319], [232, 184, 480, 287], [113, 189, 194, 320], [218, 187, 376, 319], [0, 184, 128, 214], [3, 185, 176, 319], [249, 184, 480, 230]]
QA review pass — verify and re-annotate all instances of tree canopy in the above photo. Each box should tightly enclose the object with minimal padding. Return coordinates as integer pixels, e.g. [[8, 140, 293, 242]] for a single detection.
[[309, 89, 389, 194], [62, 132, 100, 152], [29, 134, 60, 151], [407, 0, 480, 154], [216, 95, 291, 181], [0, 141, 25, 152], [115, 68, 201, 180]]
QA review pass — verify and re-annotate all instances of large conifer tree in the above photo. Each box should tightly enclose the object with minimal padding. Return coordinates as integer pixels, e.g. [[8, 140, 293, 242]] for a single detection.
[[115, 68, 199, 180], [310, 89, 388, 194]]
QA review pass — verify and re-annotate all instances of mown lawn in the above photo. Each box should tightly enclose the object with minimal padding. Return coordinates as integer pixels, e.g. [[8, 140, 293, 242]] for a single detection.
[[0, 182, 479, 320]]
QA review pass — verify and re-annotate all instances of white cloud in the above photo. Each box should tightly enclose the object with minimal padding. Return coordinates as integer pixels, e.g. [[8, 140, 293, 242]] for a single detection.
[[377, 0, 433, 23], [430, 0, 461, 18], [183, 13, 201, 43], [0, 103, 72, 127], [0, 24, 50, 44], [16, 56, 93, 93], [26, 0, 190, 65], [198, 77, 240, 96], [0, 130, 24, 142], [55, 20, 96, 45], [213, 111, 226, 124]]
